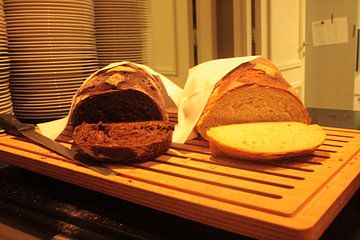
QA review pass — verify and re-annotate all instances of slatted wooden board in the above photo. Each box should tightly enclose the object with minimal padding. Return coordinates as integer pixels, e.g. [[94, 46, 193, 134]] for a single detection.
[[0, 121, 359, 240]]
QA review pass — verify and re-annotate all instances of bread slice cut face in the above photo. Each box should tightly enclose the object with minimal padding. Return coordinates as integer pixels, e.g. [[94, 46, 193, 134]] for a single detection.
[[206, 122, 326, 161], [197, 85, 310, 139], [73, 121, 174, 162]]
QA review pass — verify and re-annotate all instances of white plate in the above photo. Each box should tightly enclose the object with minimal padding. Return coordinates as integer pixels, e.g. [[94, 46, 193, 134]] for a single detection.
[[94, 36, 145, 41], [10, 64, 97, 71], [94, 29, 144, 34], [94, 2, 147, 7], [7, 21, 94, 28], [12, 98, 72, 106], [10, 85, 80, 92], [0, 102, 13, 111], [12, 95, 74, 102], [9, 50, 98, 55], [5, 14, 93, 21], [4, 4, 93, 12], [5, 1, 93, 9], [10, 72, 93, 81], [0, 72, 9, 77], [10, 53, 98, 59], [96, 48, 144, 53], [94, 17, 148, 21], [10, 80, 82, 87], [7, 20, 94, 27], [0, 63, 10, 68], [10, 59, 98, 65], [9, 45, 97, 51], [10, 74, 92, 82], [14, 103, 72, 111], [96, 44, 146, 48], [13, 108, 71, 115], [7, 25, 95, 32], [7, 25, 95, 31], [0, 108, 13, 115], [13, 98, 71, 106], [11, 93, 76, 100], [7, 31, 95, 37], [9, 75, 88, 83], [8, 35, 94, 42], [14, 112, 66, 118], [14, 110, 70, 116], [10, 61, 98, 69], [8, 39, 94, 45], [5, 0, 91, 3]]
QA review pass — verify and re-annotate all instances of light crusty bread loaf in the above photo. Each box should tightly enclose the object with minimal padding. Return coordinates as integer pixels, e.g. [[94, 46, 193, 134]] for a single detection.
[[73, 121, 174, 162], [70, 63, 172, 162], [207, 122, 326, 161], [196, 57, 310, 139]]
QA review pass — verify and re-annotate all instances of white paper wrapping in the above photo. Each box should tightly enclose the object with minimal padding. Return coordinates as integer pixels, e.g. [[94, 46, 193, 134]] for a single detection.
[[37, 61, 183, 140], [172, 56, 259, 143], [38, 57, 259, 143]]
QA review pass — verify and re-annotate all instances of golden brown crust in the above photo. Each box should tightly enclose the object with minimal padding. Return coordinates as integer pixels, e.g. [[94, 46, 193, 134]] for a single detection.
[[196, 57, 310, 139]]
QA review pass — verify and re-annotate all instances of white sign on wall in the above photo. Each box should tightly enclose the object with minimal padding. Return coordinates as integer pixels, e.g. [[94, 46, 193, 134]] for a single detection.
[[312, 17, 349, 46]]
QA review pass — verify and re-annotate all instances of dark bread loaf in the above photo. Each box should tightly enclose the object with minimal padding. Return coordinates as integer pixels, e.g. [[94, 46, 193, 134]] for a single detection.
[[73, 121, 174, 162], [196, 57, 310, 139], [70, 62, 172, 162], [70, 63, 168, 127]]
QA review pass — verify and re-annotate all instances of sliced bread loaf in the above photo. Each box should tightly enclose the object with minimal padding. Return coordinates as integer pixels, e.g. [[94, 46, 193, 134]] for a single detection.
[[70, 63, 168, 127], [73, 121, 174, 162], [196, 57, 310, 139], [70, 63, 173, 162], [206, 122, 326, 161]]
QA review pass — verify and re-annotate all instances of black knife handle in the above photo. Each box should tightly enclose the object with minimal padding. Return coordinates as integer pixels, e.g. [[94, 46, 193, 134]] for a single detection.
[[0, 114, 34, 134]]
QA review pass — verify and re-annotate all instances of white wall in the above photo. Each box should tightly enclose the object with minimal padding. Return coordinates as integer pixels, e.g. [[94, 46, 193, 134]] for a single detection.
[[149, 0, 194, 88]]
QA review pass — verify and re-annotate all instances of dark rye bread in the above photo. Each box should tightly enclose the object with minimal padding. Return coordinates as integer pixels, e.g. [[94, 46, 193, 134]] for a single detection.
[[70, 63, 168, 127], [70, 63, 173, 162], [73, 121, 174, 162]]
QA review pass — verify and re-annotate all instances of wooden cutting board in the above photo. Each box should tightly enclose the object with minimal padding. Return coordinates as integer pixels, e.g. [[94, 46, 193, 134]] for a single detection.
[[0, 124, 359, 240]]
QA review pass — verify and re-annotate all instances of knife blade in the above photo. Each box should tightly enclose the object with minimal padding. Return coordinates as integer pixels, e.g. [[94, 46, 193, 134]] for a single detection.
[[0, 114, 118, 176]]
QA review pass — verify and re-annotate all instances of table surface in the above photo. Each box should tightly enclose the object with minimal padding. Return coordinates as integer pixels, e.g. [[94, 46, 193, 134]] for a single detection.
[[0, 107, 359, 240]]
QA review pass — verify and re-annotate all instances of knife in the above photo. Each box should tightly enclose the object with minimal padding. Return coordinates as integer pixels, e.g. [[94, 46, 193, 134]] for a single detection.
[[0, 114, 118, 176]]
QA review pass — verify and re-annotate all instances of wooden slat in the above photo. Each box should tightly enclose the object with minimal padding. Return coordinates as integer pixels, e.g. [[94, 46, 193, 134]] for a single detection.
[[0, 127, 359, 240]]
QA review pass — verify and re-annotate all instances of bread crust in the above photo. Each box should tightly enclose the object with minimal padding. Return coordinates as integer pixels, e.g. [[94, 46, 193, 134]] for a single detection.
[[196, 57, 310, 139], [70, 62, 168, 128]]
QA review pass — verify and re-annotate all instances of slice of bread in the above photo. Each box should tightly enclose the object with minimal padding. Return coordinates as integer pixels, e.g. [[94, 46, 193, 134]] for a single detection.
[[206, 122, 326, 161], [70, 62, 168, 127], [73, 121, 174, 162]]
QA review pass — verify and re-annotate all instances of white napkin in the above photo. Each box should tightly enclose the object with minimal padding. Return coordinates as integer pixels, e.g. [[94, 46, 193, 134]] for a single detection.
[[37, 61, 183, 140], [172, 56, 259, 143]]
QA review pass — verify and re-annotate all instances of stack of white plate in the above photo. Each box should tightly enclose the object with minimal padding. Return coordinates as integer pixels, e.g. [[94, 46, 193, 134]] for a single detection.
[[94, 0, 150, 68], [0, 0, 13, 115], [4, 0, 99, 121]]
